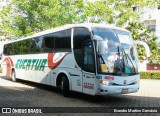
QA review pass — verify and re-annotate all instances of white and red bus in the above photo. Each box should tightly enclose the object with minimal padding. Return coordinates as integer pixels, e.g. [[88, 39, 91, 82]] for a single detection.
[[1, 23, 140, 96]]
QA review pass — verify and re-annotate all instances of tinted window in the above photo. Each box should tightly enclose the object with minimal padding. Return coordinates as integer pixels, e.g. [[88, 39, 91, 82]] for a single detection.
[[73, 28, 91, 49], [3, 29, 71, 55], [83, 41, 95, 72], [30, 37, 42, 53], [92, 28, 119, 43], [4, 37, 43, 55], [73, 27, 91, 68], [3, 45, 8, 55], [42, 29, 71, 52], [42, 36, 54, 52], [4, 44, 13, 55], [55, 29, 71, 49], [21, 39, 30, 54], [12, 41, 21, 55]]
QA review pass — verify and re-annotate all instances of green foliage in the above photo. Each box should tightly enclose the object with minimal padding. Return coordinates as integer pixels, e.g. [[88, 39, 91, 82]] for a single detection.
[[83, 1, 114, 23], [0, 0, 157, 38], [147, 36, 160, 62], [126, 22, 151, 41], [126, 21, 159, 61], [83, 0, 159, 63], [83, 0, 156, 26], [0, 0, 159, 64], [0, 0, 84, 39], [140, 72, 160, 79]]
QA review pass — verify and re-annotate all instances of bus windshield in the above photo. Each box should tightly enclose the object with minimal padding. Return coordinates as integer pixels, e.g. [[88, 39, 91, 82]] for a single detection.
[[92, 27, 138, 75]]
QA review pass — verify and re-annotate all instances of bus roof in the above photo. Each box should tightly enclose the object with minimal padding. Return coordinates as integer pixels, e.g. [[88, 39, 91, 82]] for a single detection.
[[5, 23, 130, 44], [34, 23, 129, 36]]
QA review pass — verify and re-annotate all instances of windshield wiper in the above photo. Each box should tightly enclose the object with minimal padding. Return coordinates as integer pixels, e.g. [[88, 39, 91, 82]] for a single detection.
[[113, 46, 125, 73], [121, 47, 136, 73]]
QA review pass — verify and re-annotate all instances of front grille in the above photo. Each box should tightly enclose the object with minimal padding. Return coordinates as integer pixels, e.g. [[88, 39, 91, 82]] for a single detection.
[[111, 82, 135, 86]]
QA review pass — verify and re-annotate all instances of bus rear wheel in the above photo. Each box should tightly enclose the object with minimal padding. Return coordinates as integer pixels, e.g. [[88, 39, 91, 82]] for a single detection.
[[11, 70, 16, 82], [61, 76, 70, 97]]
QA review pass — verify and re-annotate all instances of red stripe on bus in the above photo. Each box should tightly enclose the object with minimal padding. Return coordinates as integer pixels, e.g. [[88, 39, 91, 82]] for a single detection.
[[48, 53, 68, 70], [8, 57, 14, 67], [4, 57, 12, 77]]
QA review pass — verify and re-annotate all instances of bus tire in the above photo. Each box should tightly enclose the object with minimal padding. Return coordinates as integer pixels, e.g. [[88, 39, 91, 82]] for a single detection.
[[11, 70, 16, 82], [62, 76, 70, 97]]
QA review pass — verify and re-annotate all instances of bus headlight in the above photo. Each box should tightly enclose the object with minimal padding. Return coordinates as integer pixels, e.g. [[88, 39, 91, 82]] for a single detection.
[[98, 80, 109, 85]]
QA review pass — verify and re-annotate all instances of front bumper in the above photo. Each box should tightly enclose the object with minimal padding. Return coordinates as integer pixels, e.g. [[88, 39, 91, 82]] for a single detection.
[[96, 84, 140, 95]]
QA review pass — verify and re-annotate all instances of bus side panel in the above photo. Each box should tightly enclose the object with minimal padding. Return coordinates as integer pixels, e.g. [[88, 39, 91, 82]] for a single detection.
[[13, 54, 49, 84], [28, 54, 48, 84], [51, 53, 83, 92]]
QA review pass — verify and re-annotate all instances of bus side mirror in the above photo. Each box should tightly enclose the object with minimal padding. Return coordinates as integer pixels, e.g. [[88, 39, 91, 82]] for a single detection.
[[97, 41, 106, 55], [93, 35, 106, 55]]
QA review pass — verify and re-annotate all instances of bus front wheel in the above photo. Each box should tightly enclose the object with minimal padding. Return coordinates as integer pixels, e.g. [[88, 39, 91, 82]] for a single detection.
[[61, 76, 70, 97], [11, 70, 16, 82]]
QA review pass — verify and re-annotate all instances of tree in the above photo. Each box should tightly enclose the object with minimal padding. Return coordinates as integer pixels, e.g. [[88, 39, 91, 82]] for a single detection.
[[0, 4, 15, 40], [83, 0, 158, 62], [126, 21, 159, 62], [83, 0, 157, 26], [0, 0, 159, 63], [0, 0, 158, 39], [0, 0, 84, 39]]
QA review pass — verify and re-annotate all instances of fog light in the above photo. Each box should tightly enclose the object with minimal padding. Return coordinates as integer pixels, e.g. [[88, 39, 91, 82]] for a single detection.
[[98, 80, 109, 85]]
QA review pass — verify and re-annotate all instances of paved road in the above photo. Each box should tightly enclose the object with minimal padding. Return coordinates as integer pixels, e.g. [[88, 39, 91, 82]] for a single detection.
[[0, 76, 160, 116]]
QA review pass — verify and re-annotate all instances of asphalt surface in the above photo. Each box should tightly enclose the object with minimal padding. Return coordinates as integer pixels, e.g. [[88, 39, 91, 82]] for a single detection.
[[0, 76, 160, 116]]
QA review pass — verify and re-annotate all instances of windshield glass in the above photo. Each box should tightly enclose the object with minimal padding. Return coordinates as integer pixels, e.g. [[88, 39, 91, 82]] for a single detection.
[[92, 27, 138, 75]]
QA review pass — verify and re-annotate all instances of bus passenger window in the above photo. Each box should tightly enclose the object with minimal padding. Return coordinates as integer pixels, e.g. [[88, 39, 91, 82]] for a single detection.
[[12, 41, 21, 55], [30, 37, 42, 53], [4, 44, 13, 55], [54, 29, 71, 51], [42, 37, 54, 52]]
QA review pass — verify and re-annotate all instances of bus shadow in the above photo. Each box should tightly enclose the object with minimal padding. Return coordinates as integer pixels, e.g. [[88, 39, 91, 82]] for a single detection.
[[1, 76, 160, 107], [0, 76, 62, 94], [0, 76, 121, 102], [0, 76, 114, 103]]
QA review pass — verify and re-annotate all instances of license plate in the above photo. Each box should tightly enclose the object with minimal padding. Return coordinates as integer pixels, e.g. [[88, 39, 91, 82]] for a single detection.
[[121, 88, 128, 94]]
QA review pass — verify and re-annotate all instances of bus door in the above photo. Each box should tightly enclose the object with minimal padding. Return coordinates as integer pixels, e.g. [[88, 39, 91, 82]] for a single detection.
[[82, 41, 96, 95]]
